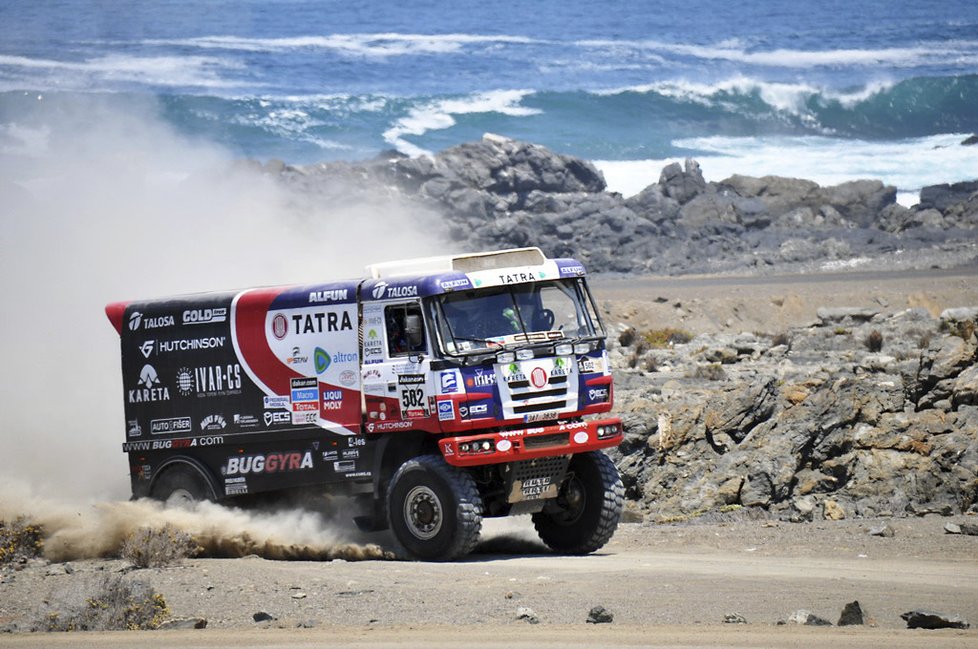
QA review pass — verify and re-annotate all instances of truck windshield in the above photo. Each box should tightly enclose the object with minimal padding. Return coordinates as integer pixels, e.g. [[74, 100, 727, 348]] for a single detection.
[[433, 278, 603, 355]]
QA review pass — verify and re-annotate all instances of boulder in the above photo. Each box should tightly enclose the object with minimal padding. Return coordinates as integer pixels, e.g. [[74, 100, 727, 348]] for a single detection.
[[900, 610, 970, 629], [659, 158, 706, 204]]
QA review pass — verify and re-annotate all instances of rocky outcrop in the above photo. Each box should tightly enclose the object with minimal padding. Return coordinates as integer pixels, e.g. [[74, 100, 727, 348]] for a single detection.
[[609, 306, 978, 521], [264, 135, 978, 275]]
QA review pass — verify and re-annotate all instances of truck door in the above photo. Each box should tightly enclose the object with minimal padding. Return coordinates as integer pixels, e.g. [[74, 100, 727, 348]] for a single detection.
[[361, 300, 438, 434]]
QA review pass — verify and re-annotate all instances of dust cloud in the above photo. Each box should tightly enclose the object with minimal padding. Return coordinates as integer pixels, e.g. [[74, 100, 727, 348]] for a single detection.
[[0, 93, 437, 557]]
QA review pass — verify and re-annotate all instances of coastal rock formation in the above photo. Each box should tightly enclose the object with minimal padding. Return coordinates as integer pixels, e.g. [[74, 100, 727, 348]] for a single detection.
[[267, 134, 978, 275], [607, 305, 978, 520]]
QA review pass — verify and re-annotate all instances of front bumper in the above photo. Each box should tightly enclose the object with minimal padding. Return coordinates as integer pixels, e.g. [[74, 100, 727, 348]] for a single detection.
[[439, 417, 622, 467]]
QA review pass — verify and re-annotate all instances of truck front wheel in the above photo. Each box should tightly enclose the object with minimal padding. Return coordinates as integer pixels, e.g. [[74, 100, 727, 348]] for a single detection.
[[150, 464, 214, 508], [386, 455, 483, 561], [532, 451, 623, 554]]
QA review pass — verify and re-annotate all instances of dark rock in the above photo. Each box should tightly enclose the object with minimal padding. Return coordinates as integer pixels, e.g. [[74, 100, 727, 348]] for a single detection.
[[158, 617, 208, 630], [587, 605, 614, 624], [723, 613, 748, 624], [919, 181, 978, 213], [253, 612, 276, 623], [659, 158, 707, 204], [838, 601, 864, 626], [962, 135, 978, 146], [900, 609, 970, 629], [961, 522, 978, 536]]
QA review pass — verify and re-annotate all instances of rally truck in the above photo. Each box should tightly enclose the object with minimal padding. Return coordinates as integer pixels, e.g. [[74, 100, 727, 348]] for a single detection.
[[106, 247, 624, 560]]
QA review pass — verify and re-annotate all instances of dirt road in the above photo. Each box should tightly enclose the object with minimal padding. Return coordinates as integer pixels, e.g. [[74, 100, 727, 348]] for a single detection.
[[2, 517, 976, 647]]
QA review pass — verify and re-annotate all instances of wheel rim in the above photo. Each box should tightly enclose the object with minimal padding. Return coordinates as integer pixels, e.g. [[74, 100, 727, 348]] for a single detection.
[[166, 488, 198, 509], [404, 485, 443, 540], [552, 476, 586, 525]]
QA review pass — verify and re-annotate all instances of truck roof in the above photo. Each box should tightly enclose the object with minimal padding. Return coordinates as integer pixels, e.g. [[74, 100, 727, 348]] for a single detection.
[[105, 248, 588, 333]]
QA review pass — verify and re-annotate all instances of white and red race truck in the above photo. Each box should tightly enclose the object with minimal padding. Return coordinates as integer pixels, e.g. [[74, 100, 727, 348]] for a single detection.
[[106, 247, 623, 560]]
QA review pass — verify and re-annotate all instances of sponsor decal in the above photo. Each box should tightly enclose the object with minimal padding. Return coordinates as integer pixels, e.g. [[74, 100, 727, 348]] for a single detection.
[[530, 367, 548, 388], [223, 451, 314, 476], [470, 371, 496, 387], [459, 405, 467, 418], [469, 403, 489, 417], [287, 346, 309, 365], [182, 307, 227, 325], [333, 460, 356, 473], [588, 387, 609, 401], [578, 356, 603, 374], [339, 369, 357, 386], [156, 336, 226, 353], [263, 395, 290, 410], [264, 411, 291, 426], [520, 475, 555, 498], [290, 377, 319, 424], [363, 368, 382, 381], [443, 442, 454, 455], [271, 313, 289, 340], [573, 431, 590, 444], [290, 311, 353, 335], [559, 421, 588, 431], [150, 417, 192, 435], [127, 420, 142, 438], [370, 281, 419, 300], [439, 278, 470, 291], [368, 420, 413, 432], [551, 357, 570, 376], [128, 311, 175, 330], [398, 374, 425, 385], [224, 477, 248, 496], [341, 448, 359, 460], [496, 439, 512, 452], [497, 271, 537, 284], [129, 364, 170, 403], [123, 436, 223, 452], [314, 347, 330, 373], [308, 288, 349, 303], [504, 364, 527, 383], [200, 414, 227, 431], [175, 364, 242, 398], [233, 413, 261, 428], [559, 264, 586, 276], [437, 400, 455, 421], [440, 371, 458, 393], [321, 390, 343, 411], [139, 340, 154, 358], [322, 450, 339, 461]]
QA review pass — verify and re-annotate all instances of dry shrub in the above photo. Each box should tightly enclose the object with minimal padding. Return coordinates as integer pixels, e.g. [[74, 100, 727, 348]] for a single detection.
[[644, 328, 692, 348], [686, 363, 726, 381], [864, 329, 884, 352], [121, 523, 200, 568], [0, 517, 44, 564], [41, 575, 169, 631]]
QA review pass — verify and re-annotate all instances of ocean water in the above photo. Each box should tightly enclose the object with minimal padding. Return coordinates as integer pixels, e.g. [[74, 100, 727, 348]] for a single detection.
[[1, 0, 977, 197]]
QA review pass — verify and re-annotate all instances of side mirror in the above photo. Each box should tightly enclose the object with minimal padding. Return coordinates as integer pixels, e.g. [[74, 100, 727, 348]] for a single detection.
[[405, 314, 424, 348]]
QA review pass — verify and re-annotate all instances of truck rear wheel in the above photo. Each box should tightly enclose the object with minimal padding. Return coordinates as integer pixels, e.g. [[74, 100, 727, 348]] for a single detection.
[[386, 455, 483, 561], [150, 465, 214, 508], [532, 451, 623, 554]]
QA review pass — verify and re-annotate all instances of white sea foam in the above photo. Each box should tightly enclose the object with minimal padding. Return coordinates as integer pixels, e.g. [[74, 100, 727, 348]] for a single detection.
[[144, 32, 540, 57], [595, 133, 978, 200], [577, 38, 978, 69], [593, 76, 897, 120], [383, 89, 541, 157], [0, 53, 247, 90]]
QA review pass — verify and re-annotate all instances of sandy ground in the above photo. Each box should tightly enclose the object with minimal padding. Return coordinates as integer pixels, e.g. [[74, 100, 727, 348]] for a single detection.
[[592, 265, 978, 335], [2, 266, 978, 648]]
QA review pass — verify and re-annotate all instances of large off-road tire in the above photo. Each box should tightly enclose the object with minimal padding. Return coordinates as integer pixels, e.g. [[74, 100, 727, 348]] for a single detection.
[[386, 455, 483, 561], [150, 464, 214, 508], [532, 451, 623, 554]]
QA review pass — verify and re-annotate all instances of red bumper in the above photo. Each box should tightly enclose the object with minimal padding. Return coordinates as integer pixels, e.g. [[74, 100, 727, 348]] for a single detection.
[[439, 417, 622, 467]]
